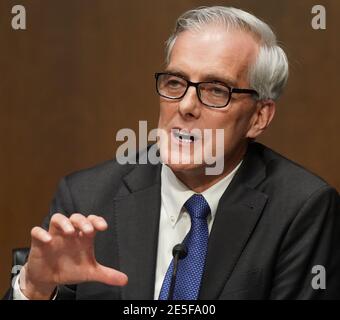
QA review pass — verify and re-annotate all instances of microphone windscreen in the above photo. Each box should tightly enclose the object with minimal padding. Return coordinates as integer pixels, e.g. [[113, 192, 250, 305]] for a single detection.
[[172, 243, 188, 260]]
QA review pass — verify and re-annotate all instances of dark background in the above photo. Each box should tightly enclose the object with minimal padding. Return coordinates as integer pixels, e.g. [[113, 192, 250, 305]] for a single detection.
[[0, 0, 339, 296]]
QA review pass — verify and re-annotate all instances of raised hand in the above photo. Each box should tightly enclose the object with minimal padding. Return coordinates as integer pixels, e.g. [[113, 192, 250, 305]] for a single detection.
[[20, 213, 128, 299]]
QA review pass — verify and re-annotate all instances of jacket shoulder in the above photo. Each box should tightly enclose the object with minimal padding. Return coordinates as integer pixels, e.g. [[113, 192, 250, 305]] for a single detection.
[[65, 159, 133, 185], [255, 143, 337, 197], [58, 160, 136, 208]]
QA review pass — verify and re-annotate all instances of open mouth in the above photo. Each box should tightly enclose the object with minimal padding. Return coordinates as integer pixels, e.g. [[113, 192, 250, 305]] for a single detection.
[[172, 129, 197, 143]]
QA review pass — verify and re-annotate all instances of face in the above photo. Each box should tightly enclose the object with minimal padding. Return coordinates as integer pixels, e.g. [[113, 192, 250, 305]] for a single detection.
[[157, 26, 269, 177]]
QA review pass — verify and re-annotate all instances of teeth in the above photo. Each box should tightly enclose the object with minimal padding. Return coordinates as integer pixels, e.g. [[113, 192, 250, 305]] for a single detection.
[[173, 130, 195, 142]]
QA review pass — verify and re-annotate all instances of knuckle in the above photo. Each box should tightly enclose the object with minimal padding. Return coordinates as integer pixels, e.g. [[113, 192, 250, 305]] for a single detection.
[[50, 213, 59, 222], [70, 213, 83, 221], [51, 213, 65, 223], [30, 226, 40, 236]]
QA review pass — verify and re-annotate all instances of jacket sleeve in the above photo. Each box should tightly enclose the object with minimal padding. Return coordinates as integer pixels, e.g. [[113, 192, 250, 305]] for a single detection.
[[270, 185, 340, 299]]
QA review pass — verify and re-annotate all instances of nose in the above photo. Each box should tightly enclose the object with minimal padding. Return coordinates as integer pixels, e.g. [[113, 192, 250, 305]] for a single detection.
[[178, 86, 201, 119]]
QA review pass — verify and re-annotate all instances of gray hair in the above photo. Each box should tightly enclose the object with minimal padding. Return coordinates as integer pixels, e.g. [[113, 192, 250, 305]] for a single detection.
[[165, 6, 289, 101]]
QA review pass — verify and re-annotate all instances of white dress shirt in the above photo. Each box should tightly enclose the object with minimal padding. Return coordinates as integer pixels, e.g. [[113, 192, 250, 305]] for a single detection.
[[153, 162, 241, 299], [13, 161, 241, 300]]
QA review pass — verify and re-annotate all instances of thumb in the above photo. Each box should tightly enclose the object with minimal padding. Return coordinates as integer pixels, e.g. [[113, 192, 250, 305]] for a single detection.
[[92, 264, 128, 287]]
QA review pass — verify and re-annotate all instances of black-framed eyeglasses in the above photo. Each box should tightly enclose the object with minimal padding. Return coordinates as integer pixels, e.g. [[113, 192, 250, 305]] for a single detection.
[[155, 72, 259, 108]]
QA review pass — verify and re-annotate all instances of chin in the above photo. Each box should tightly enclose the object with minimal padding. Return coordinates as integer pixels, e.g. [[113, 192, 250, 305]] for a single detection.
[[165, 161, 207, 176]]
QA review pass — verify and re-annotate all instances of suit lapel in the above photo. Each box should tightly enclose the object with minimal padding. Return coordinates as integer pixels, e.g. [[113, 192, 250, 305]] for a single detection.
[[114, 163, 162, 300], [199, 143, 269, 299]]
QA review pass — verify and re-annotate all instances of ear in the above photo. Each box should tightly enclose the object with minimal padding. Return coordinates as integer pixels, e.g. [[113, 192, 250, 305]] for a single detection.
[[246, 100, 276, 139]]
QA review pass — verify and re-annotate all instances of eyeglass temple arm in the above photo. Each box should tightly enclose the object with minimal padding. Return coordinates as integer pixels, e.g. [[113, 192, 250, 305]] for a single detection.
[[232, 88, 259, 96]]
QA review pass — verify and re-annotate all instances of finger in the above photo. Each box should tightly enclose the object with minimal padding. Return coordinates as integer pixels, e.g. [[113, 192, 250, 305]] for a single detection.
[[87, 215, 108, 232], [31, 226, 52, 243], [69, 213, 94, 235], [92, 264, 128, 287], [49, 213, 75, 235]]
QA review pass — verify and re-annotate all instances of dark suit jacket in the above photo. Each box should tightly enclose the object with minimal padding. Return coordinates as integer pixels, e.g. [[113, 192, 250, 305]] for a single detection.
[[6, 142, 340, 299]]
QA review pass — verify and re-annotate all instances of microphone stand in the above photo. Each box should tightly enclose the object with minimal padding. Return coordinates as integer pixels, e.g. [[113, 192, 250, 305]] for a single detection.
[[167, 244, 187, 300]]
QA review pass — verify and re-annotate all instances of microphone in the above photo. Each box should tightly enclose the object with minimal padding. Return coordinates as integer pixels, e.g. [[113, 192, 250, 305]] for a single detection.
[[167, 243, 188, 300]]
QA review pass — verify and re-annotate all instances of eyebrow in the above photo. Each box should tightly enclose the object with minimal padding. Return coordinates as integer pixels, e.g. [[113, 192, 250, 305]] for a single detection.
[[164, 68, 238, 87]]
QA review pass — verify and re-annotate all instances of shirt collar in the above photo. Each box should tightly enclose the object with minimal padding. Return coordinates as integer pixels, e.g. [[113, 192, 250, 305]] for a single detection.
[[161, 162, 242, 227]]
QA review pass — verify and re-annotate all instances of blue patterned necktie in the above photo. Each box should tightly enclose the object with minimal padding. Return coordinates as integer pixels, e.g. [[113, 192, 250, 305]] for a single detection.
[[159, 194, 210, 300]]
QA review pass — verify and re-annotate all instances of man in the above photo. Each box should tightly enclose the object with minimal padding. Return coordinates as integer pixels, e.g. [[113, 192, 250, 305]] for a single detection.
[[7, 6, 340, 300]]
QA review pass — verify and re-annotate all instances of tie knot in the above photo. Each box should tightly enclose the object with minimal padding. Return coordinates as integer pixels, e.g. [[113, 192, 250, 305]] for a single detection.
[[184, 194, 210, 220]]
